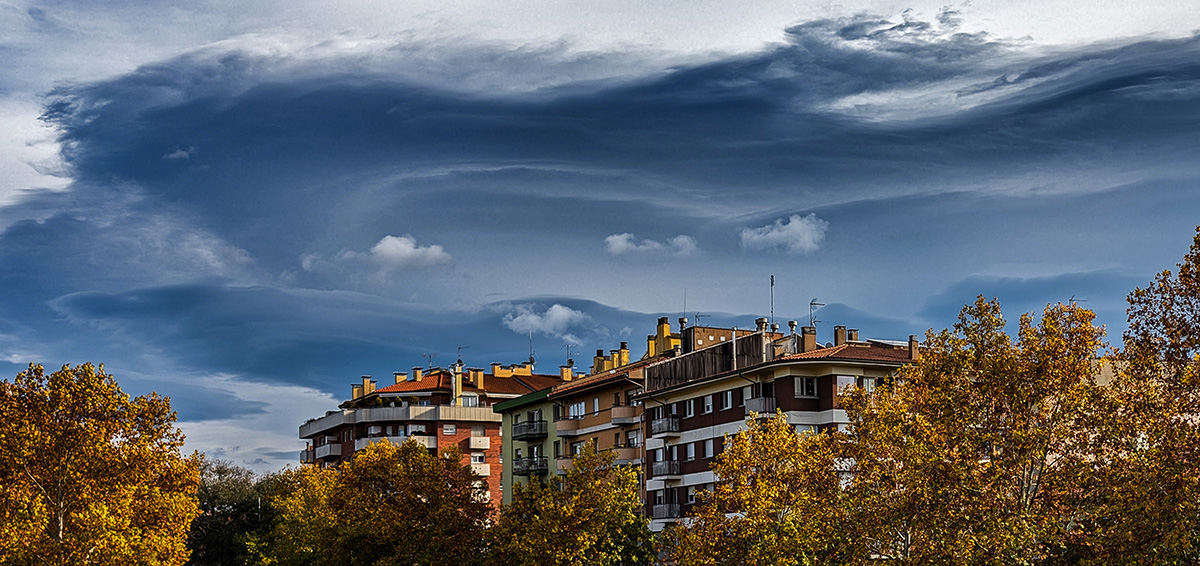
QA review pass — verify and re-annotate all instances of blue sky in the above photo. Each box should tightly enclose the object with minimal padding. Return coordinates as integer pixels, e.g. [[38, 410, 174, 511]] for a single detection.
[[2, 0, 1199, 471]]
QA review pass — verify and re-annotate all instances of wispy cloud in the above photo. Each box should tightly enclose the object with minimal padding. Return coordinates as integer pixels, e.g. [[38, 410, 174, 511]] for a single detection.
[[604, 233, 698, 256], [740, 213, 829, 254]]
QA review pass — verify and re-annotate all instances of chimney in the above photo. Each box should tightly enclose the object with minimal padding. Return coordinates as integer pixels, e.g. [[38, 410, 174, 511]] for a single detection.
[[352, 384, 363, 399], [848, 329, 859, 342], [361, 376, 375, 396], [394, 371, 406, 384], [491, 362, 502, 375], [471, 368, 484, 391], [646, 334, 657, 358], [771, 322, 779, 333], [560, 365, 574, 381], [609, 349, 619, 369], [788, 320, 798, 335], [411, 367, 423, 383], [592, 349, 606, 374], [678, 317, 688, 332], [657, 317, 671, 338], [756, 317, 768, 331], [909, 335, 920, 361], [834, 326, 847, 346], [619, 342, 630, 366], [801, 326, 817, 352]]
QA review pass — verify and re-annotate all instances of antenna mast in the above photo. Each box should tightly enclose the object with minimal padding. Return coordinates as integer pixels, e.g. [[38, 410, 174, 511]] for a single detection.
[[809, 298, 825, 328], [770, 275, 775, 326]]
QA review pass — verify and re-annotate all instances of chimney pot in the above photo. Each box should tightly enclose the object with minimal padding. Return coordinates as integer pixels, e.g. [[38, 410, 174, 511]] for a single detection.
[[834, 325, 847, 346], [909, 335, 920, 361], [678, 317, 688, 331], [848, 328, 859, 341], [788, 320, 798, 334], [411, 367, 423, 382], [801, 326, 817, 352], [756, 317, 768, 331]]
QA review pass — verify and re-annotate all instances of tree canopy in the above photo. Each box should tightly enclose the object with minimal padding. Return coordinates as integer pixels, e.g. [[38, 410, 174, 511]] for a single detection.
[[0, 363, 201, 566], [490, 440, 655, 566]]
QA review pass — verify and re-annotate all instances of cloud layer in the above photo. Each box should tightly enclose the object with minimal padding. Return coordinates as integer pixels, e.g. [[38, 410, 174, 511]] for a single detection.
[[740, 214, 829, 255]]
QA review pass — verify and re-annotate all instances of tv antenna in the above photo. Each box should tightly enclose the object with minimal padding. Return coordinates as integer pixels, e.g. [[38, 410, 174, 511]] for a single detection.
[[423, 352, 437, 369], [456, 345, 469, 365], [694, 312, 711, 326], [770, 275, 775, 326], [809, 298, 825, 327], [1068, 295, 1087, 306], [528, 330, 536, 365], [565, 343, 579, 364]]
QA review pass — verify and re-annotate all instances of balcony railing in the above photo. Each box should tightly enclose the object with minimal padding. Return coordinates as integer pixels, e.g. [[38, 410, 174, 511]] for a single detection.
[[650, 416, 680, 436], [299, 449, 314, 464], [513, 456, 549, 476], [314, 443, 342, 459], [468, 436, 491, 450], [652, 503, 681, 519], [512, 420, 548, 441], [651, 459, 681, 478], [745, 396, 776, 415], [555, 417, 582, 436], [470, 463, 491, 476], [611, 404, 640, 425]]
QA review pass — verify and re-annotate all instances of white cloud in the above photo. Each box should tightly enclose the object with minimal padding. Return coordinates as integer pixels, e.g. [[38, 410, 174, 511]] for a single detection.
[[304, 235, 453, 279], [740, 213, 829, 254], [501, 303, 589, 341], [604, 233, 699, 256]]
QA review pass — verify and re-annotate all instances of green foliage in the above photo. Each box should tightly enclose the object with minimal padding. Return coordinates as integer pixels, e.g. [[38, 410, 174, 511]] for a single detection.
[[0, 363, 201, 566], [491, 440, 655, 566], [186, 459, 261, 566], [248, 439, 490, 566]]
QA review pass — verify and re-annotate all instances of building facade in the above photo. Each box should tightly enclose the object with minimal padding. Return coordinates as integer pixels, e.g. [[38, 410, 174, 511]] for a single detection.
[[638, 321, 919, 530], [300, 361, 563, 504]]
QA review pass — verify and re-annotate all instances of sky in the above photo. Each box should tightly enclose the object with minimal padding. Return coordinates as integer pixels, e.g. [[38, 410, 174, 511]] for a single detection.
[[2, 0, 1199, 471]]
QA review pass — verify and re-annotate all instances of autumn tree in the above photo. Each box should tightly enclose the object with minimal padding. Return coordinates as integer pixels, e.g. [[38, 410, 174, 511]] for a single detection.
[[837, 298, 1112, 564], [1092, 226, 1200, 564], [669, 413, 848, 566], [186, 459, 261, 566], [0, 363, 202, 566], [490, 440, 655, 566], [248, 439, 490, 566]]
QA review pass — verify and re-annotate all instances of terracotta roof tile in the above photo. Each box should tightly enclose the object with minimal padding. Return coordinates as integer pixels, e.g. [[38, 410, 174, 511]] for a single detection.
[[373, 369, 563, 397], [782, 342, 916, 364]]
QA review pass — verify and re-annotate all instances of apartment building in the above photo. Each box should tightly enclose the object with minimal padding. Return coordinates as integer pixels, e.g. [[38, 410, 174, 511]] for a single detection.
[[493, 364, 576, 504], [299, 360, 563, 504], [639, 321, 918, 530]]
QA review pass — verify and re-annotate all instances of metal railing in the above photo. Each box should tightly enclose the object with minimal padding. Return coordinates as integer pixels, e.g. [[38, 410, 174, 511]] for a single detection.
[[512, 420, 548, 440], [650, 416, 680, 436]]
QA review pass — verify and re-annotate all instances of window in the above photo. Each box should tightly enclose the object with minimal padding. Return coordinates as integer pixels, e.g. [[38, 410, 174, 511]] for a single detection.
[[515, 448, 522, 459], [795, 377, 817, 397], [670, 403, 678, 417], [460, 394, 479, 407], [626, 429, 641, 448], [443, 424, 456, 435], [408, 424, 426, 435], [862, 377, 877, 394], [741, 385, 752, 405], [704, 439, 714, 458], [669, 445, 678, 461], [686, 443, 696, 461], [703, 395, 713, 413], [836, 375, 856, 393], [470, 453, 485, 464], [471, 425, 485, 437], [553, 440, 561, 458], [417, 400, 431, 406], [572, 441, 586, 455], [684, 399, 695, 418], [795, 424, 817, 436], [687, 486, 697, 504], [721, 390, 733, 410], [568, 401, 586, 419], [593, 397, 600, 416]]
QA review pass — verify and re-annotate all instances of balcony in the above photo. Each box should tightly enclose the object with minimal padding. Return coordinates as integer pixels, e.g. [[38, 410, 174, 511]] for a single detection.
[[299, 449, 314, 464], [611, 405, 640, 425], [613, 446, 641, 465], [468, 436, 491, 450], [408, 435, 438, 449], [652, 503, 681, 519], [470, 463, 491, 476], [513, 457, 549, 476], [314, 443, 342, 459], [512, 420, 548, 441], [555, 417, 583, 437], [650, 416, 680, 437], [745, 396, 776, 416], [651, 459, 681, 479]]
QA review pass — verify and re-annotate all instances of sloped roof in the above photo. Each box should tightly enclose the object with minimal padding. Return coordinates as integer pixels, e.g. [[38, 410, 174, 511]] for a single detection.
[[781, 342, 915, 364], [373, 368, 563, 397], [549, 358, 653, 398]]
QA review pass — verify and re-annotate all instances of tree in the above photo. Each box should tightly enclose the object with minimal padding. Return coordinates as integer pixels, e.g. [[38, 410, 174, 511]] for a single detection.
[[669, 413, 847, 566], [490, 440, 655, 566], [249, 439, 490, 566], [837, 298, 1112, 564], [186, 459, 261, 566], [1096, 226, 1200, 564], [0, 363, 202, 566]]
